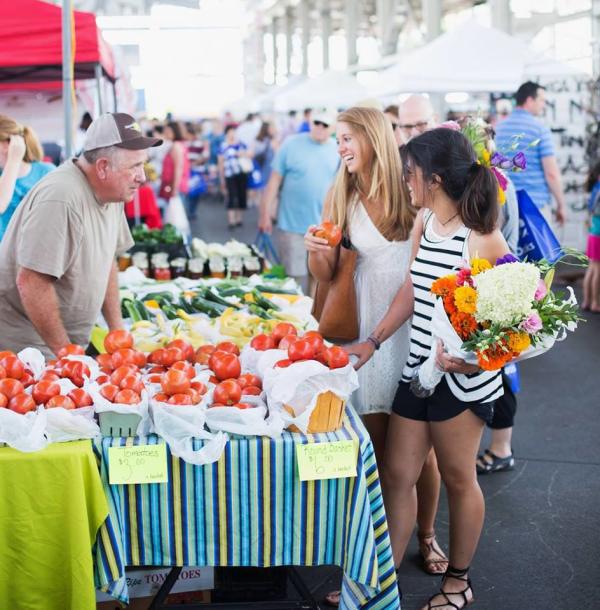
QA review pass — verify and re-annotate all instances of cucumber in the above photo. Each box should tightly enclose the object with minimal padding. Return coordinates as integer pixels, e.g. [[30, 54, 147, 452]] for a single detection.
[[190, 296, 227, 317]]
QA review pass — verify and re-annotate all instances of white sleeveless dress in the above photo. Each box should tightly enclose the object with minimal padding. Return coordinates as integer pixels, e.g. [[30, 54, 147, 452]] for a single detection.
[[347, 201, 413, 415]]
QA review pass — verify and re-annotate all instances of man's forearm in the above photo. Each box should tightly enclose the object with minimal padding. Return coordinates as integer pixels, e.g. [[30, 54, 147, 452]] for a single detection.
[[260, 173, 282, 221], [102, 261, 124, 331], [16, 269, 70, 355], [543, 157, 566, 208]]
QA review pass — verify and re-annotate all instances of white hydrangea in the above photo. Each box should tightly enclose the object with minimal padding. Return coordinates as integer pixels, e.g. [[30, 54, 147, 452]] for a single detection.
[[473, 262, 540, 326]]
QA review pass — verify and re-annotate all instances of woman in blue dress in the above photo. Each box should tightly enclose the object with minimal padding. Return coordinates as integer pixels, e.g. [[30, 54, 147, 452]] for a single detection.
[[0, 115, 55, 241]]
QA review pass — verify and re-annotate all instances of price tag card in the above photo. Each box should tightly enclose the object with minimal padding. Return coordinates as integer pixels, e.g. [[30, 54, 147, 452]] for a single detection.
[[296, 440, 358, 482], [108, 444, 168, 485]]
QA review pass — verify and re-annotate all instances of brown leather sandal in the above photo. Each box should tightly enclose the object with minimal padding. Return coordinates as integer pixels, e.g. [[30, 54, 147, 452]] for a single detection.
[[423, 566, 474, 609], [418, 531, 449, 575]]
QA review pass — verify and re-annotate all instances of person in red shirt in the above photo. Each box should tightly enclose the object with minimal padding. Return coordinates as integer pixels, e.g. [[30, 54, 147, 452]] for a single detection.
[[125, 182, 162, 229]]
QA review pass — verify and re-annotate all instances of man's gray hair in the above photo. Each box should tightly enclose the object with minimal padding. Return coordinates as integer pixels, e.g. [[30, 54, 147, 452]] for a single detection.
[[82, 145, 125, 166]]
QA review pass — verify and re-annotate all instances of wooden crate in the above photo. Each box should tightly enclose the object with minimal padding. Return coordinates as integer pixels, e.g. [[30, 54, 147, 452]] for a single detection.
[[284, 391, 345, 433]]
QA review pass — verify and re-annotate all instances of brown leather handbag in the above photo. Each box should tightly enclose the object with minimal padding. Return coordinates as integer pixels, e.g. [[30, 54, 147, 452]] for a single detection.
[[311, 238, 359, 343]]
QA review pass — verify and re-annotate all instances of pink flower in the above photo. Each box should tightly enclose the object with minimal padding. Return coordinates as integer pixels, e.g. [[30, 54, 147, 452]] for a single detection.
[[439, 120, 461, 131], [534, 279, 547, 301], [520, 312, 543, 334], [456, 268, 473, 287]]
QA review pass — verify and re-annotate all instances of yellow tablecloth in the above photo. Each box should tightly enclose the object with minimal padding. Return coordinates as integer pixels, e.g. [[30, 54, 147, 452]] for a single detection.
[[0, 440, 108, 610]]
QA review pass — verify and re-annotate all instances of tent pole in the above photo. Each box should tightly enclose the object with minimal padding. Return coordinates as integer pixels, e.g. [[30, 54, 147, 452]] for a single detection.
[[95, 64, 104, 114], [62, 0, 74, 158]]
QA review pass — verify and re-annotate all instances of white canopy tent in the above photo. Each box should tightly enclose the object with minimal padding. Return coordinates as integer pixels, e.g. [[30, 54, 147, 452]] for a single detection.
[[272, 70, 369, 112], [374, 20, 587, 96]]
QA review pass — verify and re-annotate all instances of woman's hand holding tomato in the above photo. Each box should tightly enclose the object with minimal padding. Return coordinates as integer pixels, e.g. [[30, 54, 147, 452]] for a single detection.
[[340, 342, 373, 370]]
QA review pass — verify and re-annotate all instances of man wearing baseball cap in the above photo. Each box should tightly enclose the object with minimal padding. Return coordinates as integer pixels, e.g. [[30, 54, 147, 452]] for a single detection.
[[0, 113, 162, 358]]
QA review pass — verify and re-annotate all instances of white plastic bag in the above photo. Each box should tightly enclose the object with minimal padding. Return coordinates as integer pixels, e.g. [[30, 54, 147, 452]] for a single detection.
[[0, 406, 48, 452], [263, 361, 359, 434], [164, 194, 191, 239], [45, 406, 100, 443], [204, 398, 285, 438], [17, 347, 46, 380], [239, 346, 287, 376]]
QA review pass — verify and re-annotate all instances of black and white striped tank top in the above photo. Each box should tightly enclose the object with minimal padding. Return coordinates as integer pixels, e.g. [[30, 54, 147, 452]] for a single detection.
[[401, 211, 503, 403]]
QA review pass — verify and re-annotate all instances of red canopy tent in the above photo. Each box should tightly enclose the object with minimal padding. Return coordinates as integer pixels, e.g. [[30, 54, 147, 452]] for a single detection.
[[0, 0, 115, 84]]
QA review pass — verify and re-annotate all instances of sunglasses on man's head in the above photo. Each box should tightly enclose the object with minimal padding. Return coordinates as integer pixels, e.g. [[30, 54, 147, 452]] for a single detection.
[[313, 120, 329, 128]]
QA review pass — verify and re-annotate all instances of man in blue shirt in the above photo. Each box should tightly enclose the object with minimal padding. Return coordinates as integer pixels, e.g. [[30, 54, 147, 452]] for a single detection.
[[495, 81, 567, 225], [258, 112, 338, 287]]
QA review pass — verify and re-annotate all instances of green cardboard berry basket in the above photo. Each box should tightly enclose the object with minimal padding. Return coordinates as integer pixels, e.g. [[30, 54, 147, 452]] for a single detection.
[[98, 412, 142, 438]]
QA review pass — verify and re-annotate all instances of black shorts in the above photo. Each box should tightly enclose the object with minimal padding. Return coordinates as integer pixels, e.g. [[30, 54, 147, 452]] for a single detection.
[[392, 377, 494, 424]]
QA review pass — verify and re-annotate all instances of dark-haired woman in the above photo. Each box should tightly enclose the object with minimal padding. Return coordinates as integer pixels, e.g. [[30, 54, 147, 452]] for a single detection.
[[383, 128, 509, 610]]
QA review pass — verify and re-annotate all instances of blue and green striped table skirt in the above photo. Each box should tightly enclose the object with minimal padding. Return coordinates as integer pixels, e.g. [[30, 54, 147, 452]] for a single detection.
[[93, 406, 400, 609]]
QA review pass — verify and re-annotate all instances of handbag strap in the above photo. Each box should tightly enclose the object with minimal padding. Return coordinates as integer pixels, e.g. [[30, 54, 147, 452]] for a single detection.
[[255, 231, 281, 265]]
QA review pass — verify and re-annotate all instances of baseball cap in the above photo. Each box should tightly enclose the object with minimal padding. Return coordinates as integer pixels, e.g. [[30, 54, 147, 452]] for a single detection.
[[83, 113, 162, 152], [312, 111, 335, 127]]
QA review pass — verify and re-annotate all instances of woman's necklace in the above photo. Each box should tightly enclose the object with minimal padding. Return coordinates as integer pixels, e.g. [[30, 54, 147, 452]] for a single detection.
[[440, 212, 459, 226]]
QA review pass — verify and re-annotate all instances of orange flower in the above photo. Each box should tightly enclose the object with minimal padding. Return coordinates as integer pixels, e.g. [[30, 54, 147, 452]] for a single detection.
[[506, 331, 531, 355], [431, 275, 457, 298], [477, 343, 512, 371], [450, 311, 479, 339], [443, 293, 458, 315]]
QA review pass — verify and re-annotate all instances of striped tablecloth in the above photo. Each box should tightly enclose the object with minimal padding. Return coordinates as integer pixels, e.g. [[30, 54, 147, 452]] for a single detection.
[[94, 406, 400, 610]]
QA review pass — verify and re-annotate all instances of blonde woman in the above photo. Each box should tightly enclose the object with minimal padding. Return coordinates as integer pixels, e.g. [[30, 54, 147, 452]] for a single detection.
[[0, 115, 54, 240]]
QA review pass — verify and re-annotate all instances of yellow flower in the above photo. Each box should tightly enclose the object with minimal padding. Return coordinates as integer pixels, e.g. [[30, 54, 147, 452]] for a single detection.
[[481, 148, 491, 166], [454, 286, 477, 314], [506, 331, 531, 354], [470, 258, 492, 275], [498, 184, 506, 205]]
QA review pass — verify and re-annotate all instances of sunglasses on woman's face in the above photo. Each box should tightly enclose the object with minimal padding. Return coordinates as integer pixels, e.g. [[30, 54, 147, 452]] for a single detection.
[[313, 120, 329, 128]]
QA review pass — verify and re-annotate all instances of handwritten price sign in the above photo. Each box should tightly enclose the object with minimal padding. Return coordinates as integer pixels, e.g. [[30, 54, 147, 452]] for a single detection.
[[108, 444, 168, 485], [296, 440, 358, 482]]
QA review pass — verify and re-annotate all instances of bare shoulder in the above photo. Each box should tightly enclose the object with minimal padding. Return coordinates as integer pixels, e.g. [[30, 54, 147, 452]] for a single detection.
[[468, 228, 509, 263]]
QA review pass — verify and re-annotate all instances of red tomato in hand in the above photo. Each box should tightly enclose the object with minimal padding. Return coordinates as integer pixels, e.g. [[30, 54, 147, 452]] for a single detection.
[[100, 384, 120, 403], [324, 346, 350, 369], [32, 380, 61, 405], [9, 393, 37, 414], [0, 355, 24, 380], [213, 380, 242, 406], [288, 339, 316, 362], [250, 334, 276, 351], [57, 344, 85, 358], [313, 221, 342, 247], [166, 339, 194, 362], [104, 330, 134, 354], [170, 360, 195, 380], [68, 388, 93, 408], [215, 341, 240, 356], [0, 393, 7, 408], [161, 369, 191, 395], [194, 345, 216, 365], [46, 395, 76, 410], [271, 322, 297, 344], [277, 334, 298, 350], [0, 378, 25, 399], [210, 353, 241, 382], [237, 373, 262, 390]]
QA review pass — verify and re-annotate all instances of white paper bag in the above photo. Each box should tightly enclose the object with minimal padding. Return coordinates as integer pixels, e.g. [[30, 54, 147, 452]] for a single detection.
[[164, 194, 191, 238], [45, 406, 100, 443], [204, 396, 285, 438], [0, 406, 48, 452]]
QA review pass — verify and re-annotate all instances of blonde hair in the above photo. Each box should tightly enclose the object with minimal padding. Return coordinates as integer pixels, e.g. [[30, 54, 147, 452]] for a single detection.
[[0, 115, 44, 163], [329, 106, 414, 241]]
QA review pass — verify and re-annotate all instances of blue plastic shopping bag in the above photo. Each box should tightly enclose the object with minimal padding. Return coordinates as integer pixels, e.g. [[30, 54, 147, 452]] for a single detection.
[[503, 362, 521, 394], [187, 169, 207, 197], [516, 189, 562, 263], [247, 161, 263, 189]]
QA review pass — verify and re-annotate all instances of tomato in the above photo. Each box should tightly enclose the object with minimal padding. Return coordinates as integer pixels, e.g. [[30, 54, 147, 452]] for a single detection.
[[61, 360, 91, 387], [96, 374, 110, 385], [171, 360, 195, 380], [241, 385, 262, 396], [238, 373, 262, 390], [215, 341, 240, 356], [0, 378, 25, 399], [208, 375, 219, 384], [313, 221, 342, 247], [208, 350, 227, 371], [32, 380, 61, 405], [303, 331, 325, 354], [114, 389, 141, 405], [191, 381, 208, 396], [110, 365, 139, 386], [274, 359, 293, 368], [147, 374, 163, 384], [39, 370, 60, 382], [9, 393, 37, 414], [185, 388, 202, 404], [0, 350, 15, 360], [104, 329, 134, 354], [277, 334, 298, 350], [324, 346, 350, 369], [111, 348, 137, 369], [100, 384, 120, 402], [67, 388, 93, 408], [194, 344, 216, 365], [163, 347, 186, 367], [0, 393, 7, 408], [272, 322, 297, 344], [133, 350, 147, 369], [119, 375, 144, 395], [161, 369, 191, 395], [57, 344, 85, 358], [0, 355, 24, 380], [166, 339, 194, 362], [0, 364, 6, 380], [233, 402, 254, 410], [250, 334, 275, 351], [210, 353, 241, 382], [95, 353, 114, 371], [149, 348, 167, 366], [168, 393, 193, 406], [153, 392, 170, 403], [147, 365, 166, 375], [20, 372, 34, 388], [46, 395, 76, 410], [213, 380, 242, 406], [288, 339, 316, 362]]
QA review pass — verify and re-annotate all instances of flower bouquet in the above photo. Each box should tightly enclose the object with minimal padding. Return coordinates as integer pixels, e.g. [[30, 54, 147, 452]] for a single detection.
[[410, 253, 581, 397]]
